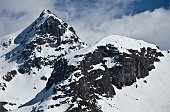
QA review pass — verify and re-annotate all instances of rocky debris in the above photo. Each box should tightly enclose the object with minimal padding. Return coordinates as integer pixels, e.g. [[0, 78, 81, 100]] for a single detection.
[[39, 16, 66, 37], [40, 9, 51, 17], [1, 39, 12, 49], [144, 80, 147, 83], [2, 70, 17, 82], [2, 41, 11, 47], [0, 102, 8, 112], [46, 58, 77, 90], [0, 101, 16, 112], [0, 83, 7, 91], [40, 76, 47, 81]]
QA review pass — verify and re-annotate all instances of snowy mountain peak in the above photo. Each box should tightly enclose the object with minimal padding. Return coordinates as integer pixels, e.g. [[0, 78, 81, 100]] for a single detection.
[[10, 10, 86, 74], [39, 9, 61, 23], [14, 9, 65, 44], [0, 10, 87, 111], [40, 9, 52, 16]]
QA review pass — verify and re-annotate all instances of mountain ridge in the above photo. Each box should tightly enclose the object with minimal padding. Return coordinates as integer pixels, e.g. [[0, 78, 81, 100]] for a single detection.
[[0, 9, 170, 112]]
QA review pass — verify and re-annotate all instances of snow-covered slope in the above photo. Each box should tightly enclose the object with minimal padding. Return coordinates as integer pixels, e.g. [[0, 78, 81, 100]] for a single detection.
[[0, 10, 170, 112]]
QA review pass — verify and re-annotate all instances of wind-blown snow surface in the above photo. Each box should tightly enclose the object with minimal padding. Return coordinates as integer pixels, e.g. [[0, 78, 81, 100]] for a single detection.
[[0, 11, 170, 112]]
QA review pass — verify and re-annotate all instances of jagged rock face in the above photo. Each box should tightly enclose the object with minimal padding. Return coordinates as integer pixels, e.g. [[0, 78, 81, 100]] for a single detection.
[[44, 44, 163, 112], [39, 16, 66, 37], [110, 47, 164, 89]]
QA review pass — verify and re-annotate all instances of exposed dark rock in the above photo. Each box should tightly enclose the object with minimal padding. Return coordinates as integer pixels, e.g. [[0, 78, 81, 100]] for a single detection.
[[136, 84, 138, 88], [110, 47, 162, 89], [144, 80, 147, 83], [55, 104, 60, 107], [40, 9, 51, 17], [39, 16, 66, 37], [2, 70, 17, 82], [68, 27, 76, 34], [0, 102, 8, 112], [156, 46, 160, 49], [36, 38, 46, 45], [1, 39, 11, 49], [46, 58, 77, 90], [0, 102, 16, 112], [0, 83, 7, 91], [40, 76, 47, 81]]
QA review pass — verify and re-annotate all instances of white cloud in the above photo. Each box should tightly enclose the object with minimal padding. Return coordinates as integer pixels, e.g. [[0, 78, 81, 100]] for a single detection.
[[73, 8, 170, 50]]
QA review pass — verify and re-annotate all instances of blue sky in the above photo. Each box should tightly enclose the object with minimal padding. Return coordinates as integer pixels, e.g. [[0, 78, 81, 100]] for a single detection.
[[0, 0, 170, 49], [131, 0, 170, 14], [53, 0, 170, 17]]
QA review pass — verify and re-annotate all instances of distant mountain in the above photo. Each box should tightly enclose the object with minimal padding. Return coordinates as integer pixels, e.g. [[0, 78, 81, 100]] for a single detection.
[[0, 9, 170, 112]]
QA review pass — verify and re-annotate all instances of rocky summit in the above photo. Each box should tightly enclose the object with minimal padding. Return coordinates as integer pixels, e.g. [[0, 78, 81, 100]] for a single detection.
[[0, 10, 170, 112]]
